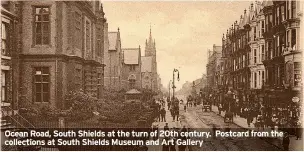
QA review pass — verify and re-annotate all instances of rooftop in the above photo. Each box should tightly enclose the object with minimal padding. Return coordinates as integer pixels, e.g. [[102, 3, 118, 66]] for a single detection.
[[123, 48, 140, 64], [108, 32, 118, 51]]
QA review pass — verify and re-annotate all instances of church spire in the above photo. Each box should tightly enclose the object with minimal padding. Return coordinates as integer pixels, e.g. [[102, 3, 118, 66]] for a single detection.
[[149, 23, 152, 43]]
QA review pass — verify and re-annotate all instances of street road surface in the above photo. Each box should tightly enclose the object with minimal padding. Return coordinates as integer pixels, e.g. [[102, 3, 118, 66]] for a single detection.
[[177, 95, 282, 151]]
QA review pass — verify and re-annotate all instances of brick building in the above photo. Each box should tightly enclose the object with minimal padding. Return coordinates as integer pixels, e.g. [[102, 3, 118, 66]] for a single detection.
[[121, 47, 142, 90], [19, 1, 106, 109]]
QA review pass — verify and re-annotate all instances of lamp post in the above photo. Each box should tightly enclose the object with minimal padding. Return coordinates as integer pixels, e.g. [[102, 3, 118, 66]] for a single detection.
[[168, 80, 173, 100], [172, 68, 180, 100]]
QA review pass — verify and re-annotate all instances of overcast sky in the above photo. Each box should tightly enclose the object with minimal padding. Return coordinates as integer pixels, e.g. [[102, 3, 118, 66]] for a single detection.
[[103, 1, 252, 90]]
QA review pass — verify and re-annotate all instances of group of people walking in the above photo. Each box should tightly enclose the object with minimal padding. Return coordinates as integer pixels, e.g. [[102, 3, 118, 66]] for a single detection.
[[153, 97, 181, 123], [208, 93, 302, 151]]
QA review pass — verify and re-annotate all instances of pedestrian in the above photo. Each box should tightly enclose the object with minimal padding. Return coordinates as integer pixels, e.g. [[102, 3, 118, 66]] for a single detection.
[[161, 107, 167, 122], [256, 113, 263, 130], [296, 119, 302, 140], [176, 107, 180, 121], [171, 107, 176, 122], [157, 106, 161, 122], [218, 103, 223, 115], [167, 100, 171, 110], [184, 104, 187, 112], [246, 108, 252, 127], [282, 132, 290, 151]]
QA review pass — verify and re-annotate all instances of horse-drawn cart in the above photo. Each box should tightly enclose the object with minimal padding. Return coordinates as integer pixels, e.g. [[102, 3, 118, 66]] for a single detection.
[[224, 111, 233, 123], [202, 101, 212, 112]]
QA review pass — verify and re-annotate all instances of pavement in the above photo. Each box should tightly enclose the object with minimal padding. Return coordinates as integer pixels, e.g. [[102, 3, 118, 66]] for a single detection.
[[148, 100, 183, 151], [211, 105, 303, 151]]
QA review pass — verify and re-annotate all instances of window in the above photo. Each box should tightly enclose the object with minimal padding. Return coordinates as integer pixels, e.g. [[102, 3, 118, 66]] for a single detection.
[[34, 67, 50, 102], [269, 14, 272, 29], [261, 21, 265, 34], [291, 29, 296, 49], [286, 30, 291, 47], [281, 5, 285, 21], [261, 45, 265, 61], [254, 49, 257, 64], [75, 68, 82, 90], [1, 22, 8, 56], [276, 35, 280, 56], [259, 71, 261, 87], [292, 1, 296, 19], [262, 71, 265, 86], [254, 27, 256, 40], [85, 20, 91, 53], [97, 39, 101, 56], [74, 12, 82, 49], [34, 7, 50, 45], [287, 1, 291, 19], [254, 72, 257, 88], [268, 41, 273, 59], [97, 73, 102, 98], [276, 7, 280, 25], [1, 71, 7, 102]]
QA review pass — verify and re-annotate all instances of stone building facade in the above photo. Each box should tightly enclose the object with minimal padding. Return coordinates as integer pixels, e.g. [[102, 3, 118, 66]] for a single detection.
[[19, 1, 106, 109], [104, 28, 122, 91], [248, 2, 266, 92], [220, 0, 302, 114], [121, 47, 142, 90], [1, 1, 21, 117]]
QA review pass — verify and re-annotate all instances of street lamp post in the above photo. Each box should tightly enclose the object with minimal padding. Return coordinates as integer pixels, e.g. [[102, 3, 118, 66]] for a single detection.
[[172, 68, 180, 100], [168, 80, 172, 100]]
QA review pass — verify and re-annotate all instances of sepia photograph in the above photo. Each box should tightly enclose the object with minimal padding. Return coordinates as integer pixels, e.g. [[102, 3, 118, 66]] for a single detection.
[[0, 0, 303, 151]]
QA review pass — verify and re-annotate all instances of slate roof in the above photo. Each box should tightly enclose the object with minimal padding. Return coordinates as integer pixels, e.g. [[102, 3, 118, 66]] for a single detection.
[[141, 56, 152, 72], [123, 48, 140, 64], [108, 32, 118, 51]]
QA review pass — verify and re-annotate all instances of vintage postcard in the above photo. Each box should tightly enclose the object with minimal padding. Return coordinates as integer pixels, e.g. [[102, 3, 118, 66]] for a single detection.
[[0, 0, 303, 151]]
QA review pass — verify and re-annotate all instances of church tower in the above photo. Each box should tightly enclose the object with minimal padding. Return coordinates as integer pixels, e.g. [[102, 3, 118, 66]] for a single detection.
[[145, 25, 158, 91]]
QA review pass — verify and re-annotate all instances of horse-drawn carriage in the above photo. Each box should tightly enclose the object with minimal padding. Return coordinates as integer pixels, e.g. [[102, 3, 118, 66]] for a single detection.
[[224, 111, 233, 123], [202, 100, 212, 112]]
